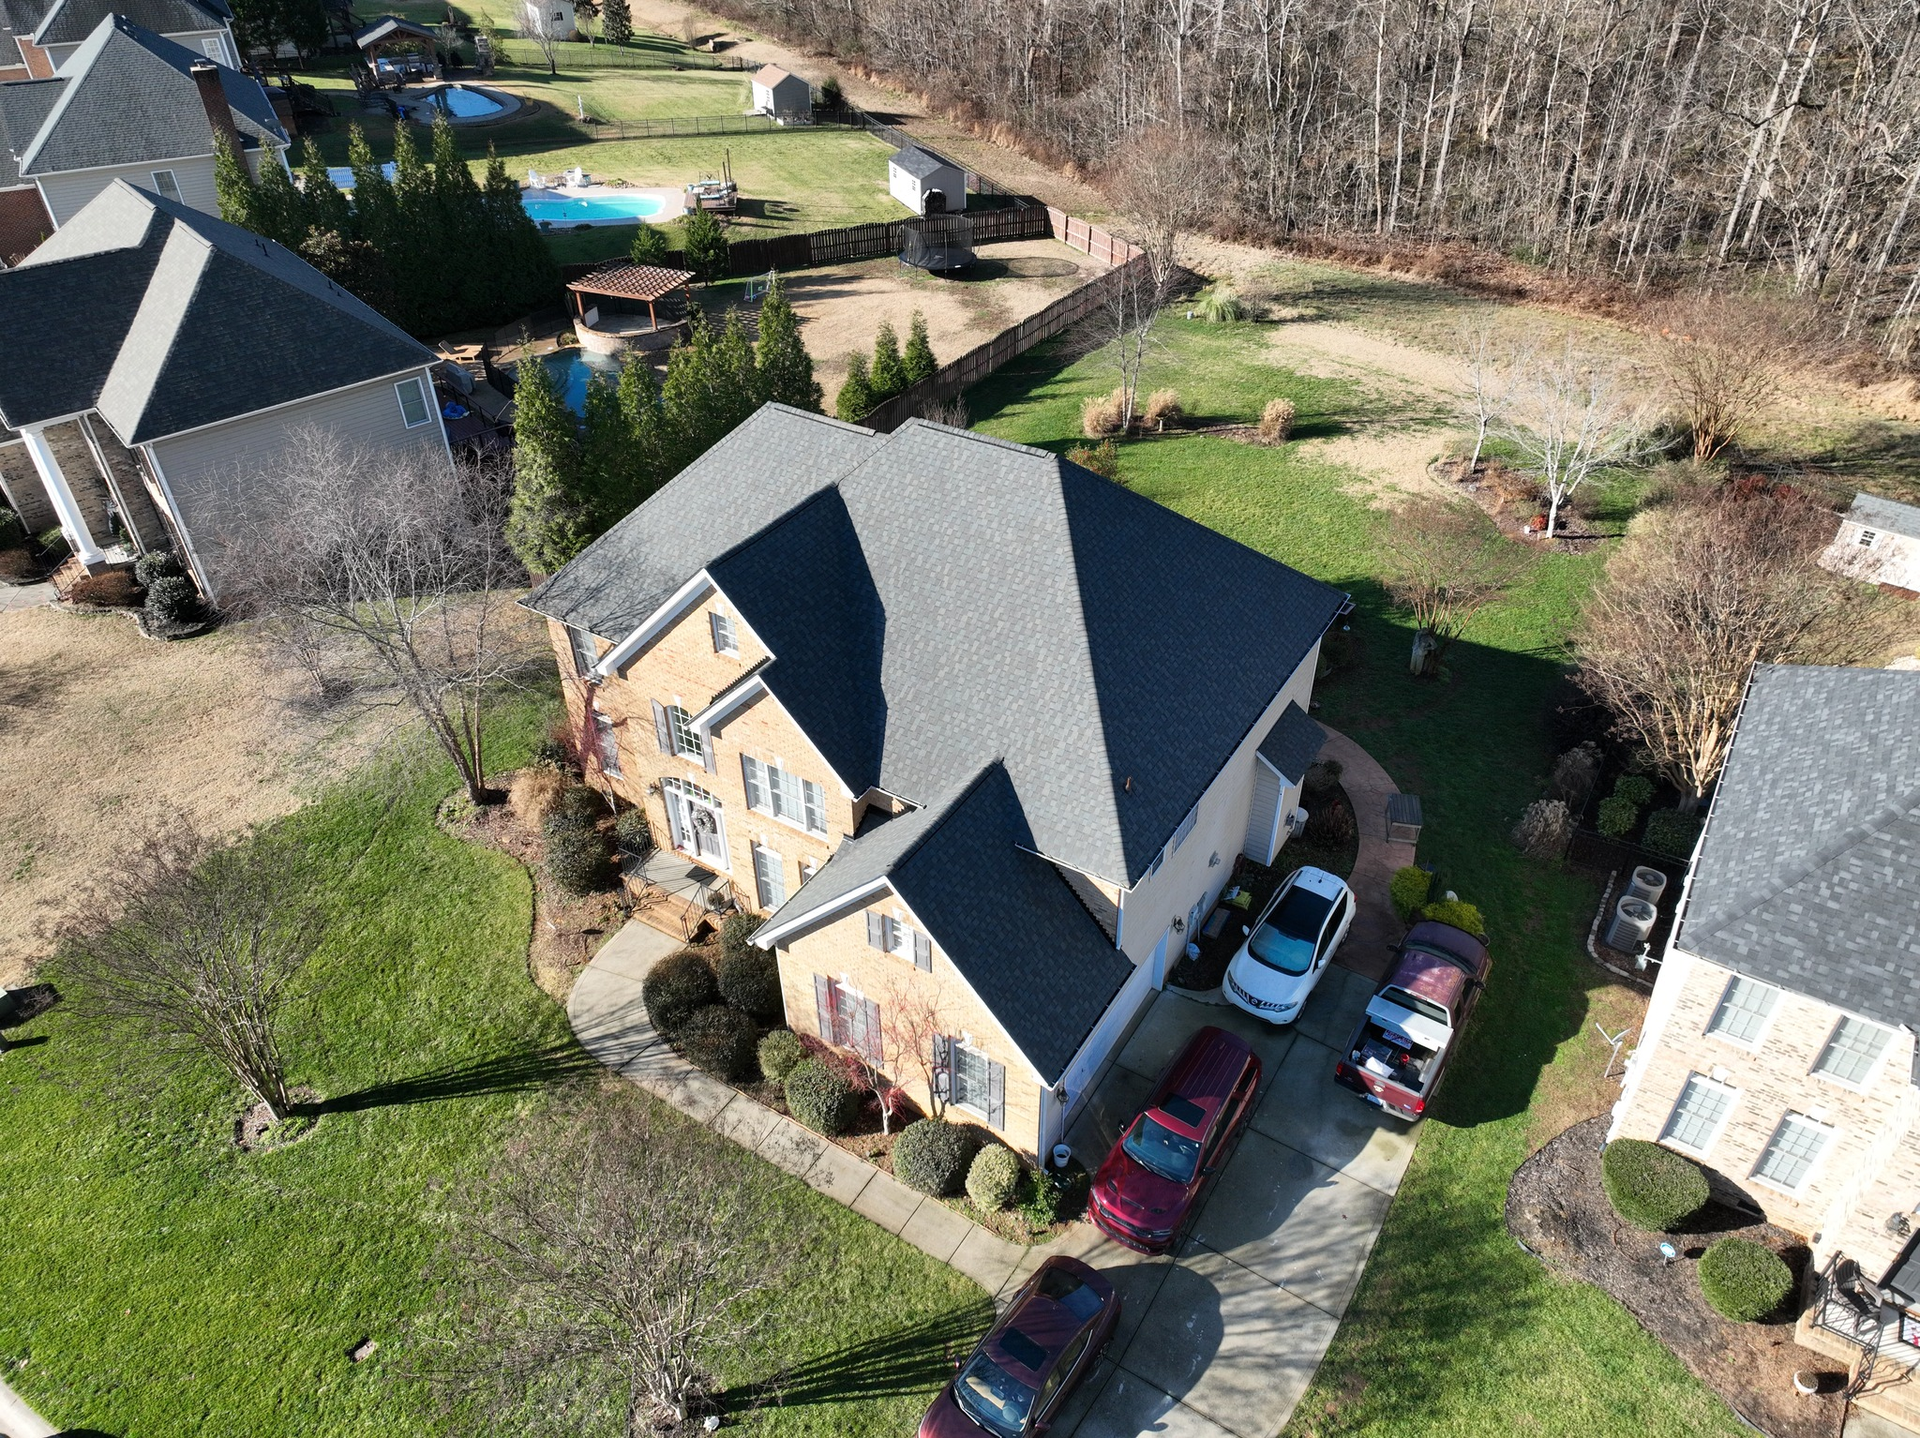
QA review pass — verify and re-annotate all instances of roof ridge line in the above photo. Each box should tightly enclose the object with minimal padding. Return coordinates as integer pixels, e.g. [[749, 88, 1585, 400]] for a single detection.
[[888, 760, 1008, 876]]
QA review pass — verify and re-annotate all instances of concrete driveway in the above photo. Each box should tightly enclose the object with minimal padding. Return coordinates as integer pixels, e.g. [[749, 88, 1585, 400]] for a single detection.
[[1037, 966, 1416, 1438]]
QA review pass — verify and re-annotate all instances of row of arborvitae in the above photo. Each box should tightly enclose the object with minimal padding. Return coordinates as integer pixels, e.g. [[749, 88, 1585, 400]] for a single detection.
[[215, 115, 558, 338], [1389, 866, 1487, 937], [1601, 1139, 1794, 1323], [508, 281, 821, 575], [833, 311, 937, 422]]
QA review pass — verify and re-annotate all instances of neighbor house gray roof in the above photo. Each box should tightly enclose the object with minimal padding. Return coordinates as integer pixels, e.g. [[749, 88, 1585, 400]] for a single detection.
[[0, 75, 63, 187], [1848, 492, 1920, 537], [33, 0, 227, 46], [890, 144, 957, 180], [1258, 702, 1324, 783], [18, 14, 280, 176], [0, 180, 432, 444], [1674, 663, 1920, 1078], [353, 14, 438, 48]]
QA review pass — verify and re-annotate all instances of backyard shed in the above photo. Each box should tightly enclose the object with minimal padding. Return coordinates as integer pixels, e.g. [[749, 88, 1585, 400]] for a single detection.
[[750, 64, 810, 123], [888, 144, 966, 216], [1821, 491, 1920, 596]]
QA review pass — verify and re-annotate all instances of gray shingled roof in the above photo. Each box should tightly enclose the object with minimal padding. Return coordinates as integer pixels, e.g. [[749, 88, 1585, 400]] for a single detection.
[[352, 14, 437, 47], [33, 0, 227, 46], [1674, 664, 1920, 1073], [527, 407, 1346, 889], [0, 180, 432, 444], [1258, 702, 1324, 783], [0, 76, 65, 187], [890, 144, 956, 180], [1848, 492, 1920, 538], [19, 15, 280, 176]]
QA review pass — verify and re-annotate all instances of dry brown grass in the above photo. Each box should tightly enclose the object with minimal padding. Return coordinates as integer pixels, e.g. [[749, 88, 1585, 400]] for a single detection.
[[509, 765, 569, 829], [1081, 387, 1126, 437], [1143, 387, 1183, 432], [1258, 397, 1297, 444]]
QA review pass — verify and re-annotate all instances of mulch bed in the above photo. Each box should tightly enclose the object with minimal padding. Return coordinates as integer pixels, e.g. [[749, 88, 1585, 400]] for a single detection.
[[1433, 455, 1611, 553], [1508, 1117, 1844, 1437]]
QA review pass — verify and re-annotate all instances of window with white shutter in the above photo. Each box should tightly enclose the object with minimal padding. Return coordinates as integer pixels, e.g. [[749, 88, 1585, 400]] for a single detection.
[[741, 757, 828, 836], [710, 610, 738, 655], [752, 844, 785, 910]]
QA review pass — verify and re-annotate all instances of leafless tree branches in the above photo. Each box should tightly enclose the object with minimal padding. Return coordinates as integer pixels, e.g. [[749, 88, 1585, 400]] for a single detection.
[[1649, 295, 1810, 463], [1381, 497, 1536, 674], [1492, 343, 1647, 539]]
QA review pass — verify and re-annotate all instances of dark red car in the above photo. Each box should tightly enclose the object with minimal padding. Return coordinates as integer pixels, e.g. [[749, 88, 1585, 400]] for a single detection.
[[918, 1256, 1120, 1438], [1087, 1025, 1262, 1254]]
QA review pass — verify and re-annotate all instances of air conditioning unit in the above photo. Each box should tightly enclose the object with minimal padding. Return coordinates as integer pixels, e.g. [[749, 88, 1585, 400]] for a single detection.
[[1625, 865, 1668, 907], [1286, 807, 1309, 837], [1605, 896, 1657, 952]]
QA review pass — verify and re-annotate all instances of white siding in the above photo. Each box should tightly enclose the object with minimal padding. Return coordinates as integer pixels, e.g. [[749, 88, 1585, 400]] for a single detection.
[[37, 153, 221, 226], [1244, 757, 1282, 865], [1821, 518, 1920, 592], [888, 159, 966, 215]]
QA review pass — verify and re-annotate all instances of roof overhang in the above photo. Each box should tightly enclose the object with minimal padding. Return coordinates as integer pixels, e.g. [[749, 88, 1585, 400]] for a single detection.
[[752, 875, 894, 949]]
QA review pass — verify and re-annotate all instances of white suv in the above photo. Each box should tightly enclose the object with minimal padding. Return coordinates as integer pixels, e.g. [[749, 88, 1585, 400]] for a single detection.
[[1222, 867, 1356, 1025]]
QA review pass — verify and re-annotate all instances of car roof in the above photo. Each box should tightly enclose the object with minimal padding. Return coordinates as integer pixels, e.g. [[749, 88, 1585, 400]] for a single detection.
[[1289, 866, 1348, 898], [1149, 1025, 1254, 1136], [987, 1259, 1111, 1383], [1388, 923, 1491, 1008]]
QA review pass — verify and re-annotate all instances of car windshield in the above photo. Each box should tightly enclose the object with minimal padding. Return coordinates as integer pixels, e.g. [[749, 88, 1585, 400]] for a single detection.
[[1247, 886, 1333, 975], [1123, 1112, 1202, 1183], [953, 1351, 1040, 1438]]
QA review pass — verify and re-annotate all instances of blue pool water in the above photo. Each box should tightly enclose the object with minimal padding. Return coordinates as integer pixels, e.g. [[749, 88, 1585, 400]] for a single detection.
[[522, 191, 668, 224], [425, 85, 505, 118], [538, 349, 621, 413], [325, 161, 397, 191]]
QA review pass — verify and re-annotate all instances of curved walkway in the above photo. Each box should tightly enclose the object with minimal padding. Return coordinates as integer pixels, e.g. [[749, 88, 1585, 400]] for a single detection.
[[1318, 725, 1418, 982]]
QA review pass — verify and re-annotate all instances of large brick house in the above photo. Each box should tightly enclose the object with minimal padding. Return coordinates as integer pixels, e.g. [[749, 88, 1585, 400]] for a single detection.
[[1608, 664, 1920, 1413], [523, 405, 1346, 1158]]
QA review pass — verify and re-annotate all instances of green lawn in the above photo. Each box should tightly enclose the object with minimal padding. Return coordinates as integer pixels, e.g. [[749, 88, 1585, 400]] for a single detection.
[[969, 320, 1749, 1438], [0, 686, 987, 1436]]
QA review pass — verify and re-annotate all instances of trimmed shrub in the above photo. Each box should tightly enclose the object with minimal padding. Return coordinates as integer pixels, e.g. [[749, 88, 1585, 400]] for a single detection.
[[966, 1144, 1024, 1211], [1302, 757, 1344, 800], [1389, 865, 1432, 922], [1257, 398, 1297, 445], [1602, 1137, 1709, 1232], [550, 785, 605, 828], [66, 570, 142, 607], [1547, 742, 1603, 810], [1422, 898, 1486, 935], [678, 1003, 759, 1081], [510, 765, 569, 827], [717, 942, 782, 1023], [641, 949, 719, 1036], [720, 910, 761, 965], [1192, 286, 1246, 322], [1066, 439, 1119, 480], [893, 1118, 981, 1196], [1081, 388, 1125, 438], [614, 806, 653, 858], [0, 549, 37, 581], [1596, 795, 1639, 838], [143, 573, 202, 626], [133, 549, 185, 586], [1143, 388, 1183, 432], [543, 822, 614, 895], [1303, 798, 1356, 846], [1612, 774, 1656, 808], [1512, 799, 1574, 860], [785, 1058, 858, 1135], [757, 1028, 807, 1083], [1698, 1237, 1793, 1323], [0, 507, 23, 549], [1643, 808, 1705, 860], [36, 526, 69, 559]]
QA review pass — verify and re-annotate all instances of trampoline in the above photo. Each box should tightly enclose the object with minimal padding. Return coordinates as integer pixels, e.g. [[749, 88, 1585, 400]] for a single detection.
[[901, 215, 975, 273]]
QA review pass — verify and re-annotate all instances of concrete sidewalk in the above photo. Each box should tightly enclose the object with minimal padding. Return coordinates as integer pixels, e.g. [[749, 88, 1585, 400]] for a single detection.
[[0, 1374, 56, 1438]]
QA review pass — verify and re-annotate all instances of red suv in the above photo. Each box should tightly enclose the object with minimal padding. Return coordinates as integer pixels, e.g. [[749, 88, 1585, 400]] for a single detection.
[[1088, 1025, 1261, 1254]]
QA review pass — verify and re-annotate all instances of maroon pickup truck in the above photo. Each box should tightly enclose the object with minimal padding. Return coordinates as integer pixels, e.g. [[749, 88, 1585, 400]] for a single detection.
[[1333, 920, 1490, 1121]]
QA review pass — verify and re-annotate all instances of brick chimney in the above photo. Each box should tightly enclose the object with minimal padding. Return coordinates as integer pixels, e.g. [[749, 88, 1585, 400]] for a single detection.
[[190, 59, 242, 154]]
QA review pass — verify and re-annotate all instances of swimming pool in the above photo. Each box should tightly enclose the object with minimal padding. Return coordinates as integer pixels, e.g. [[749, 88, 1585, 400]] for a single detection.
[[522, 191, 668, 225], [537, 349, 622, 413], [422, 85, 505, 119]]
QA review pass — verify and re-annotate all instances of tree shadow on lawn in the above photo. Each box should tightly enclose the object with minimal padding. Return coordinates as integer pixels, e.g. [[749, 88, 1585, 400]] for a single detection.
[[306, 1039, 599, 1114], [726, 1307, 989, 1412]]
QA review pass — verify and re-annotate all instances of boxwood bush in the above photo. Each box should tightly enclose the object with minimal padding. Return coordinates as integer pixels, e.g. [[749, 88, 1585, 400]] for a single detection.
[[717, 942, 782, 1023], [966, 1144, 1023, 1211], [1390, 866, 1432, 922], [757, 1028, 807, 1083], [613, 807, 652, 858], [143, 573, 203, 627], [542, 819, 614, 895], [1596, 795, 1639, 838], [1422, 898, 1486, 936], [1613, 774, 1656, 808], [1643, 809, 1705, 860], [893, 1118, 981, 1197], [641, 949, 718, 1036], [133, 549, 185, 586], [785, 1058, 858, 1135], [1602, 1138, 1709, 1231], [1698, 1236, 1793, 1322], [677, 1004, 759, 1082]]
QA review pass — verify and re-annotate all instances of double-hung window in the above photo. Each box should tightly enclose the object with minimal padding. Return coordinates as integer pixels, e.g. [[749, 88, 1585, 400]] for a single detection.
[[710, 609, 738, 655], [1660, 1073, 1734, 1155], [867, 910, 931, 970], [1706, 975, 1778, 1046], [814, 976, 880, 1060], [1754, 1112, 1833, 1192], [1171, 801, 1199, 853], [591, 708, 621, 776], [740, 755, 827, 835], [950, 1043, 990, 1114], [752, 844, 786, 909], [395, 375, 432, 428], [1814, 1015, 1893, 1086], [566, 626, 598, 677], [150, 169, 181, 203], [667, 704, 702, 761]]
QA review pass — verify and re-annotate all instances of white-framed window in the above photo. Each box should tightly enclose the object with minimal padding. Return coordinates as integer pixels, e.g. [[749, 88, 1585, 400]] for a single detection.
[[740, 755, 826, 835], [752, 843, 786, 909], [149, 169, 181, 202], [565, 625, 597, 676], [200, 35, 225, 61], [667, 704, 702, 761], [1859, 529, 1880, 548], [814, 975, 880, 1060], [799, 857, 818, 884], [710, 609, 738, 655], [1754, 1111, 1834, 1193], [1660, 1073, 1736, 1156], [1814, 1015, 1893, 1087], [1706, 974, 1779, 1047], [866, 910, 930, 970], [951, 1041, 991, 1115], [1171, 801, 1199, 853], [592, 708, 620, 776], [395, 375, 432, 428]]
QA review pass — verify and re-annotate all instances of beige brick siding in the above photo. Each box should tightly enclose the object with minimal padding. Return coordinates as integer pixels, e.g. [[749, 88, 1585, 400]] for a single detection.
[[773, 895, 1048, 1156], [1613, 948, 1918, 1245]]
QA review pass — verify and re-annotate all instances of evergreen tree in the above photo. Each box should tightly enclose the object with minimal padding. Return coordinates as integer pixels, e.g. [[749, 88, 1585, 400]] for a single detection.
[[755, 275, 822, 412], [251, 151, 308, 249], [716, 308, 760, 426], [212, 134, 255, 229], [388, 122, 437, 331], [629, 220, 670, 265], [617, 351, 665, 497], [298, 229, 393, 314], [902, 309, 936, 386], [579, 371, 641, 532], [660, 311, 730, 472], [869, 319, 905, 400], [481, 146, 560, 320], [297, 138, 351, 241], [347, 122, 400, 272], [506, 353, 589, 575], [835, 352, 874, 423], [429, 113, 489, 326], [602, 0, 631, 45], [682, 206, 728, 283]]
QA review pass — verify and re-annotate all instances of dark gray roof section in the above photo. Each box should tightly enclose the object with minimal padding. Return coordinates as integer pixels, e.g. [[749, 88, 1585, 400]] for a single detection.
[[0, 180, 432, 444], [20, 15, 281, 176], [1257, 702, 1324, 784], [353, 14, 437, 47], [1674, 664, 1920, 1076], [0, 76, 64, 187], [1848, 492, 1920, 536], [34, 0, 227, 45], [890, 144, 956, 180]]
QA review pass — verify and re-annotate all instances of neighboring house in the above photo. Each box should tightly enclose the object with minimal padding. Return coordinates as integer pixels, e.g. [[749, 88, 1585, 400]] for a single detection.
[[1608, 664, 1920, 1416], [524, 405, 1346, 1159], [0, 0, 235, 80], [749, 64, 809, 124], [0, 179, 447, 596], [888, 144, 965, 215], [1822, 492, 1920, 597], [0, 13, 285, 256], [520, 0, 572, 40]]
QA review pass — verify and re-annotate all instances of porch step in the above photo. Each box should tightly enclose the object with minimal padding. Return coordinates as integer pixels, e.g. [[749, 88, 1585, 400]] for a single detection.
[[626, 878, 716, 945]]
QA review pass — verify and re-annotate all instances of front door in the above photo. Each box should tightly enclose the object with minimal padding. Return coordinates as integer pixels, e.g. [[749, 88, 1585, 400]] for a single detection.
[[664, 779, 729, 870]]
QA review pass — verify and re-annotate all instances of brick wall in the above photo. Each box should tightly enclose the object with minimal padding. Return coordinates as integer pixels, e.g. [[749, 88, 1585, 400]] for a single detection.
[[0, 186, 51, 265]]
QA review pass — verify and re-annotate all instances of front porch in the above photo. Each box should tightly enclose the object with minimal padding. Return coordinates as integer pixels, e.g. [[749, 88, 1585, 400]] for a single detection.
[[0, 414, 169, 578], [623, 847, 740, 945], [1802, 1258, 1920, 1431]]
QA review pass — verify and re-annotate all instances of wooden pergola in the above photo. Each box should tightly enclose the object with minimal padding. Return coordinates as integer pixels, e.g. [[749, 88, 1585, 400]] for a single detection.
[[354, 15, 440, 66], [566, 264, 698, 332]]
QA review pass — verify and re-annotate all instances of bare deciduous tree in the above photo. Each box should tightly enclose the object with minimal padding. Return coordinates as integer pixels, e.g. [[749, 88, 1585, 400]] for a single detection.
[[1577, 483, 1895, 802], [420, 1093, 789, 1434], [881, 973, 952, 1121], [219, 432, 539, 806], [1381, 497, 1536, 674], [59, 827, 320, 1121], [1458, 323, 1520, 472], [1493, 342, 1647, 540], [1650, 296, 1805, 464], [523, 0, 564, 73], [1098, 130, 1208, 432]]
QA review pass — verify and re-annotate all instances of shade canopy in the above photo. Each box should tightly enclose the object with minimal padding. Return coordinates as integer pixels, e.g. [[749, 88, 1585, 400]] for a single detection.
[[567, 263, 697, 301]]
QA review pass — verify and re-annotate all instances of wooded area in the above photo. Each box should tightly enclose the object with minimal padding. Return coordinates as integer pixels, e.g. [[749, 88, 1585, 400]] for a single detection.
[[709, 0, 1920, 356]]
